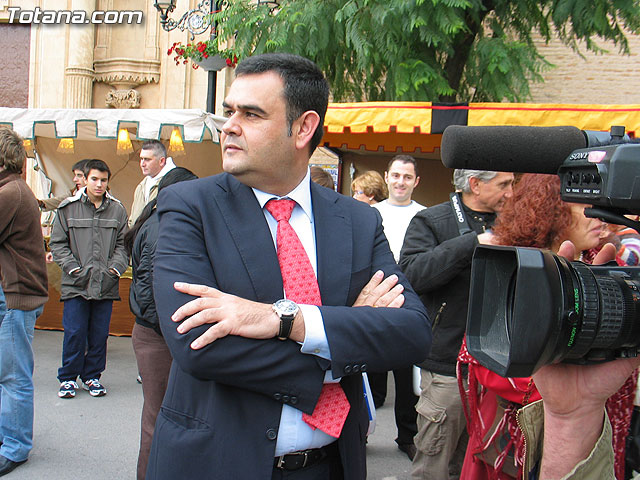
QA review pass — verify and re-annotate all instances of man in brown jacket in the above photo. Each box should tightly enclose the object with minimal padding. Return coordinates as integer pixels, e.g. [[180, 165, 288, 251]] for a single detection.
[[0, 127, 49, 476]]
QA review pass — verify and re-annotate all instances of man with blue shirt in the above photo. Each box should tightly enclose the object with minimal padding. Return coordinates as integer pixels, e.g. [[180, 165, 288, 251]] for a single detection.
[[146, 53, 432, 479]]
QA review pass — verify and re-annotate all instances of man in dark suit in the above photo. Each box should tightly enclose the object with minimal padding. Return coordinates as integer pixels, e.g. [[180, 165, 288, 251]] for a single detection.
[[147, 53, 431, 479]]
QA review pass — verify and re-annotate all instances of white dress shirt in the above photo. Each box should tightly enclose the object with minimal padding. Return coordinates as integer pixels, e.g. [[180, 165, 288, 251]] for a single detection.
[[252, 168, 338, 455]]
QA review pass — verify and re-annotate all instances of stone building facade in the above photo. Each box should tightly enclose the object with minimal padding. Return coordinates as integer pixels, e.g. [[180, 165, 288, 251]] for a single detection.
[[0, 0, 233, 112], [1, 1, 639, 110]]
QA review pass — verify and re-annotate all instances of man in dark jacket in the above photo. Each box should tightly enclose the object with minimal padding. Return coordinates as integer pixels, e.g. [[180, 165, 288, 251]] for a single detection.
[[0, 127, 49, 476], [50, 159, 128, 399], [399, 169, 514, 480]]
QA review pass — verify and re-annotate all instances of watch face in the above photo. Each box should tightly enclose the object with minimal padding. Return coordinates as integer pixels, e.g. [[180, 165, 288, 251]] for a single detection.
[[275, 299, 298, 315]]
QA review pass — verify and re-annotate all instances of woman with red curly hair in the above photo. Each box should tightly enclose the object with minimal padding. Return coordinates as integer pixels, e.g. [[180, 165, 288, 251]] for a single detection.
[[458, 174, 635, 480]]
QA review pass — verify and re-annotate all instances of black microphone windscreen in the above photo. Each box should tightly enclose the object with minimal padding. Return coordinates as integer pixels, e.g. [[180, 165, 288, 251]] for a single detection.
[[441, 125, 587, 174]]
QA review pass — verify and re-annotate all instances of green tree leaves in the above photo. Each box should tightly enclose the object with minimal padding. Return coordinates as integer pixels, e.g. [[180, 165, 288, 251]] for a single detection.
[[213, 0, 640, 102]]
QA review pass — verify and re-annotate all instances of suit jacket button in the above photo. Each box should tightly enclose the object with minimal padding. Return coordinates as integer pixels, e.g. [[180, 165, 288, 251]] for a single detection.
[[290, 396, 298, 405], [344, 365, 352, 374], [266, 428, 277, 441], [282, 395, 290, 403], [361, 364, 367, 372], [273, 393, 282, 401], [352, 365, 360, 373]]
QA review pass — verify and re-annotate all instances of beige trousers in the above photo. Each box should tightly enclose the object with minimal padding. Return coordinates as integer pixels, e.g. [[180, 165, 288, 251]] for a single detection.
[[411, 370, 468, 480]]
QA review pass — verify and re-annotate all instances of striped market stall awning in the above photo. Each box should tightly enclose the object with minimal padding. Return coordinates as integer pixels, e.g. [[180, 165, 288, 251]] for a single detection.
[[323, 102, 640, 154]]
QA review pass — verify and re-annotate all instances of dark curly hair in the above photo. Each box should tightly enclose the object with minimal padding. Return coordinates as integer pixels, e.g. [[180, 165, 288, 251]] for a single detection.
[[491, 174, 573, 249]]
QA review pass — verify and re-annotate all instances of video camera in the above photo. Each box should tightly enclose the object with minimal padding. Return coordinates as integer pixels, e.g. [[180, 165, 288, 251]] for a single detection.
[[441, 125, 640, 377]]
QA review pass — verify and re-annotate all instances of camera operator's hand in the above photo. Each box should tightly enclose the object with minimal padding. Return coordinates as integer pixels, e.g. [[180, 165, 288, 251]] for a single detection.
[[554, 240, 616, 266], [476, 231, 495, 245], [533, 241, 640, 479]]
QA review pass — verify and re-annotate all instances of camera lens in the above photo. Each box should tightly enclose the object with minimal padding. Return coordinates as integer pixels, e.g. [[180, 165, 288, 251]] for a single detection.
[[467, 245, 565, 377], [564, 262, 640, 362], [467, 245, 640, 377]]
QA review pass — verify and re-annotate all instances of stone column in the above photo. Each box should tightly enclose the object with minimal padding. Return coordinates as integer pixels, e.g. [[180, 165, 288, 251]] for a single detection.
[[64, 0, 96, 108]]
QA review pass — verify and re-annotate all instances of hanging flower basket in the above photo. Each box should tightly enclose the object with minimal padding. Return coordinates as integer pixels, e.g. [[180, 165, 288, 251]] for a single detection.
[[194, 54, 228, 71], [167, 41, 238, 70]]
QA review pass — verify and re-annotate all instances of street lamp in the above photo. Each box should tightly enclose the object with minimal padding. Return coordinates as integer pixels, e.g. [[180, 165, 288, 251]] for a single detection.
[[154, 0, 219, 113], [152, 0, 175, 26], [153, 0, 212, 40], [153, 0, 280, 113]]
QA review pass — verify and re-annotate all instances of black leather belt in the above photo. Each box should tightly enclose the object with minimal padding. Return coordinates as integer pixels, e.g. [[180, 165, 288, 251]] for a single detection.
[[273, 442, 338, 471]]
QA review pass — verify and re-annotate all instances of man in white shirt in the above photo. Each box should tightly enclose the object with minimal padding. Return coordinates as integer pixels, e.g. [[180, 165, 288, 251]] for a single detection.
[[128, 140, 176, 227], [373, 155, 426, 262], [371, 155, 426, 460]]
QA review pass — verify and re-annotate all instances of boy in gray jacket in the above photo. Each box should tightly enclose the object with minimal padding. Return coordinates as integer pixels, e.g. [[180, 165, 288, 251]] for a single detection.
[[50, 159, 128, 398]]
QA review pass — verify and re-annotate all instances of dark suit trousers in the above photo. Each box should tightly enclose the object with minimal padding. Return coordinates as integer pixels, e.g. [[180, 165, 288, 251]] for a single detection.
[[369, 366, 418, 446], [132, 323, 173, 480]]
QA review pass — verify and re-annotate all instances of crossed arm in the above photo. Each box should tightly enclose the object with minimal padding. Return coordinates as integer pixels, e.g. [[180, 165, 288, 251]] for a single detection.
[[153, 184, 430, 412], [171, 269, 406, 349]]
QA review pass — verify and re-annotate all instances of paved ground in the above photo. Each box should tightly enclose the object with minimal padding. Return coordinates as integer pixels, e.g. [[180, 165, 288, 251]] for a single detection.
[[6, 330, 414, 479]]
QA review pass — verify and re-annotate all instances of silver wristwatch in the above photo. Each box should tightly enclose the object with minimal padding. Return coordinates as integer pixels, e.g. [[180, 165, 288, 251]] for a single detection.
[[272, 299, 299, 340]]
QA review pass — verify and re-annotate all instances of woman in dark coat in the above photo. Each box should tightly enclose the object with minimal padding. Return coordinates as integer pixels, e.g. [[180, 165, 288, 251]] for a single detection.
[[124, 167, 198, 480]]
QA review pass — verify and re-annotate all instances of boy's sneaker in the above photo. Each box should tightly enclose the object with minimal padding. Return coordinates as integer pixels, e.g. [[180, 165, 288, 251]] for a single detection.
[[58, 380, 78, 398], [83, 379, 107, 397]]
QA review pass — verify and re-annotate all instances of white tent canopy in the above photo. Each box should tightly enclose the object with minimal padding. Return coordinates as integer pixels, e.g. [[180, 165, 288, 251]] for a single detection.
[[0, 107, 225, 142], [0, 108, 227, 221]]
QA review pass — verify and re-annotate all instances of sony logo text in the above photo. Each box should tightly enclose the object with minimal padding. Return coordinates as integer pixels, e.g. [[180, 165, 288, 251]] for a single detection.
[[568, 152, 590, 160]]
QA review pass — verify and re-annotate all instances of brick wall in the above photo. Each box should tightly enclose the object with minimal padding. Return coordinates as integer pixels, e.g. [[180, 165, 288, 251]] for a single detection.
[[529, 31, 640, 104]]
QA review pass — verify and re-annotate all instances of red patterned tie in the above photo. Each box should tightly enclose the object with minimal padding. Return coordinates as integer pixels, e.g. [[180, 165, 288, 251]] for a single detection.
[[265, 198, 350, 438]]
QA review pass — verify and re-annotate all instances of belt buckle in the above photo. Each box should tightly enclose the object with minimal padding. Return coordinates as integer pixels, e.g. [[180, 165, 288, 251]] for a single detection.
[[275, 450, 310, 470], [300, 451, 309, 468]]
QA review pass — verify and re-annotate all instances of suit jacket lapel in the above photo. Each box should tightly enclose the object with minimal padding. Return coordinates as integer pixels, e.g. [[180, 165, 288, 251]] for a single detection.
[[311, 183, 352, 307], [212, 174, 284, 303]]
